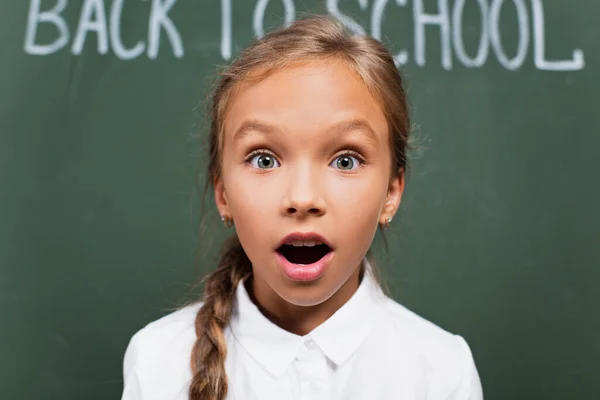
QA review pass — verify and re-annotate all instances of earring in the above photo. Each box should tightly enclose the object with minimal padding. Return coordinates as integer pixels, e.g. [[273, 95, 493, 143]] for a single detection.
[[220, 215, 233, 228], [382, 216, 393, 230]]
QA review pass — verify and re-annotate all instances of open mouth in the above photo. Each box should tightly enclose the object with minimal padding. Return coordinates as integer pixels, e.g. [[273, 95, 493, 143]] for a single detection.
[[276, 243, 332, 265]]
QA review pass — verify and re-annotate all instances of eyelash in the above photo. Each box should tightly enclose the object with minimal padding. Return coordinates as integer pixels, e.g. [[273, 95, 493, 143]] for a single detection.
[[336, 150, 367, 166], [244, 149, 367, 169]]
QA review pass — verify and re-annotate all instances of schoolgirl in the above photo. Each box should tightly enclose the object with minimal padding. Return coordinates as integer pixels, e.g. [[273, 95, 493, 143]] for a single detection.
[[122, 15, 483, 400]]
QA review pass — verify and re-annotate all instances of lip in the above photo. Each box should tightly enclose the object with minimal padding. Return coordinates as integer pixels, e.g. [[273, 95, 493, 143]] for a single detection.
[[275, 231, 334, 282], [275, 231, 334, 250], [276, 251, 334, 282]]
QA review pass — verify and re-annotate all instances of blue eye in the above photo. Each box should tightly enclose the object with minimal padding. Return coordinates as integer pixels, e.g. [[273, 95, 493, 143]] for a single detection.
[[248, 153, 280, 169], [330, 154, 362, 170]]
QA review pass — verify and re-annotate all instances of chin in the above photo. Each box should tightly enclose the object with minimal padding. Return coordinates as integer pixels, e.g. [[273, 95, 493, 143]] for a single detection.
[[274, 275, 339, 307]]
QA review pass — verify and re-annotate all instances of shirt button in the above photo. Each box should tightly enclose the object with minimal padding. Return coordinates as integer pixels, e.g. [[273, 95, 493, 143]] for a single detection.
[[305, 339, 316, 350]]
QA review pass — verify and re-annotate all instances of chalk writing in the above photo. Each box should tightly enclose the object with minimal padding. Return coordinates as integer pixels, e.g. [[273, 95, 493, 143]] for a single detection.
[[326, 0, 369, 35], [452, 0, 489, 67], [530, 0, 584, 71], [253, 0, 295, 39], [110, 0, 145, 59], [371, 0, 409, 66], [25, 0, 183, 59], [25, 0, 69, 55], [24, 0, 586, 71], [489, 0, 529, 70], [72, 0, 109, 55]]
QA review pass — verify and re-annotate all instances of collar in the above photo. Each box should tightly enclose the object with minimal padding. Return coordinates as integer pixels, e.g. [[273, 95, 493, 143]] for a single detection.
[[229, 259, 386, 377]]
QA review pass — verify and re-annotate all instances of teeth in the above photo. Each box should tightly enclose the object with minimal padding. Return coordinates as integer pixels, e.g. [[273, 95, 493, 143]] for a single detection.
[[288, 239, 323, 247]]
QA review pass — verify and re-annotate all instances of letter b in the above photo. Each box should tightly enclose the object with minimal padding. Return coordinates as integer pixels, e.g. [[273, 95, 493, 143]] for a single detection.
[[24, 0, 70, 55]]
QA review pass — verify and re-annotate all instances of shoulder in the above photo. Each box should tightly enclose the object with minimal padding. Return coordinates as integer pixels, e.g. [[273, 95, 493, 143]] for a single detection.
[[375, 297, 483, 399], [121, 303, 202, 399], [124, 302, 202, 364], [380, 297, 461, 353]]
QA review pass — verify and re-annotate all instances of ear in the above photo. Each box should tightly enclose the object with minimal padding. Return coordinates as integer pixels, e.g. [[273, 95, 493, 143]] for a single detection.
[[213, 177, 230, 217], [379, 168, 405, 225]]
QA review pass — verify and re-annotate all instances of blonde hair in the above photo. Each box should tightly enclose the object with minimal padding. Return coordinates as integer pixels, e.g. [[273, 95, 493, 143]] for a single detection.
[[189, 15, 411, 400]]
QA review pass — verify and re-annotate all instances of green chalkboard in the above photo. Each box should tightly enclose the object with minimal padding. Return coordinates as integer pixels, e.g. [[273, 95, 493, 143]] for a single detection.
[[1, 1, 598, 399]]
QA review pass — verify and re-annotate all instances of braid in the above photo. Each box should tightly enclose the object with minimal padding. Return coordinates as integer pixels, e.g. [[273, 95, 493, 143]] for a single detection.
[[189, 235, 252, 400]]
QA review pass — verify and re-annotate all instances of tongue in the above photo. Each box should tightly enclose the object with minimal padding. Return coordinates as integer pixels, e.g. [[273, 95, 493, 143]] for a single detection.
[[280, 244, 330, 265]]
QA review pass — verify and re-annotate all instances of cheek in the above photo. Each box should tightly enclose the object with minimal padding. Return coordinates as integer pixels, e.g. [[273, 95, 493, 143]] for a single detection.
[[227, 174, 278, 218], [326, 173, 387, 245], [223, 172, 279, 256], [326, 173, 386, 217]]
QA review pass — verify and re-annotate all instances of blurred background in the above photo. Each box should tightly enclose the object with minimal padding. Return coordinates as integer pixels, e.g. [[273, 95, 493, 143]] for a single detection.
[[1, 0, 598, 399]]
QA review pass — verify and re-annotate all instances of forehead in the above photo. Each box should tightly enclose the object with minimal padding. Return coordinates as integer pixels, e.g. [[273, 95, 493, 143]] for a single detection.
[[223, 60, 388, 143]]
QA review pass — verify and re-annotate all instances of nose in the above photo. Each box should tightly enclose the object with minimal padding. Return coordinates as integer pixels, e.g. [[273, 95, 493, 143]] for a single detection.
[[281, 163, 326, 218]]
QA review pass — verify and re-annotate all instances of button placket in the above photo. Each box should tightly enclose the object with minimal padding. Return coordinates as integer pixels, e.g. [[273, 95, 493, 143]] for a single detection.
[[296, 339, 331, 400]]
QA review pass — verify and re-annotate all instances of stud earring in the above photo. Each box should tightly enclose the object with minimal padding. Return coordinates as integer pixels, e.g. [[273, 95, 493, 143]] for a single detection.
[[382, 216, 393, 230], [220, 215, 233, 228]]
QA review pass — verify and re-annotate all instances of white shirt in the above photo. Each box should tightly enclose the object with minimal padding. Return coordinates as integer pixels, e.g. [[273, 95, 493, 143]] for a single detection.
[[121, 266, 483, 400]]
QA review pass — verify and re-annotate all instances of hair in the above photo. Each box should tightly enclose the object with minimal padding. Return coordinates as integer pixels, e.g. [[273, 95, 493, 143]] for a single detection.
[[189, 15, 411, 400]]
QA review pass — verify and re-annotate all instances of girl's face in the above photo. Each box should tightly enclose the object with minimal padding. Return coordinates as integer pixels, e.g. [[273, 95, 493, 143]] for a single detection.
[[215, 60, 404, 309]]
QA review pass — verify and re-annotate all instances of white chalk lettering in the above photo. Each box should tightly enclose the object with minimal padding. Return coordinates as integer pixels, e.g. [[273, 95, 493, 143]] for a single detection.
[[414, 0, 452, 70], [326, 0, 367, 35], [24, 0, 69, 55], [531, 0, 584, 71], [489, 0, 529, 71], [21, 0, 586, 71], [110, 0, 145, 60], [253, 0, 296, 39], [72, 0, 109, 55], [148, 0, 183, 59], [221, 0, 232, 60], [372, 0, 409, 66], [452, 0, 489, 67]]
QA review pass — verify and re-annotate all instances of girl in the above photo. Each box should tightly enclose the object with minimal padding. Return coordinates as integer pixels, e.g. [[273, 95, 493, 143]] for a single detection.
[[122, 15, 483, 400]]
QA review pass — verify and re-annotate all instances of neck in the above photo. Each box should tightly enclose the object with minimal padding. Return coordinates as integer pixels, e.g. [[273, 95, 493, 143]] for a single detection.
[[247, 266, 363, 336]]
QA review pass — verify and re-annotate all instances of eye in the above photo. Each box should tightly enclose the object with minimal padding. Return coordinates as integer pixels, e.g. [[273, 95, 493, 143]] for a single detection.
[[247, 151, 280, 169], [330, 152, 363, 171]]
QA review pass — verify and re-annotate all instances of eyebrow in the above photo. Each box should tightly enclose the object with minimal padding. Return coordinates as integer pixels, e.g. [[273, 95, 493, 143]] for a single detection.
[[233, 120, 280, 143], [331, 119, 380, 147], [232, 118, 380, 147]]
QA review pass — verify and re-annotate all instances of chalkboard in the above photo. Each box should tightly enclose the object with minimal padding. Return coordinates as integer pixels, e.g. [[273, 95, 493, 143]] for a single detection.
[[1, 1, 598, 399]]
